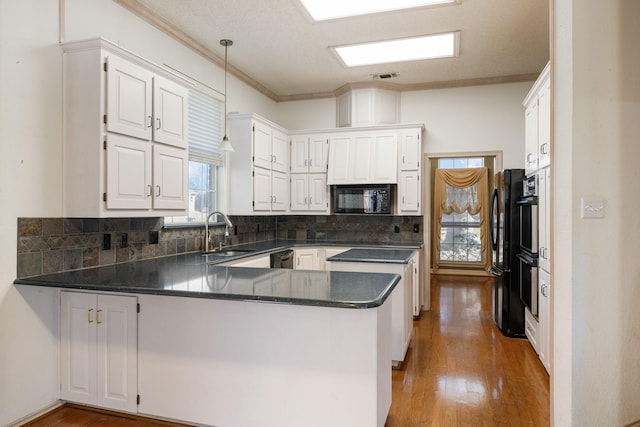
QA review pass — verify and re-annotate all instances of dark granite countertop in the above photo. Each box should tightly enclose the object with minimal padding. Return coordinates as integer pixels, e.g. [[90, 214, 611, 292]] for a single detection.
[[15, 252, 401, 309], [326, 248, 417, 264]]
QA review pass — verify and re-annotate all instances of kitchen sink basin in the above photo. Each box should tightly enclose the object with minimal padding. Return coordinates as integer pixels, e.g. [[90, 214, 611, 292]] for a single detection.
[[201, 249, 254, 257]]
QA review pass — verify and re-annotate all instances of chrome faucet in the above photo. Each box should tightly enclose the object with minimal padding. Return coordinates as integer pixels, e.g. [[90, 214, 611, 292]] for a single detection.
[[204, 211, 233, 252]]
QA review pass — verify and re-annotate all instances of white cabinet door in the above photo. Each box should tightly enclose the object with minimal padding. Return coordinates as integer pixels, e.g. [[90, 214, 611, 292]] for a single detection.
[[295, 248, 320, 270], [106, 55, 153, 141], [106, 134, 152, 210], [524, 101, 539, 174], [253, 167, 272, 211], [308, 173, 328, 211], [152, 144, 188, 210], [351, 135, 373, 183], [61, 292, 97, 406], [398, 171, 420, 214], [271, 171, 289, 211], [538, 167, 551, 273], [61, 292, 137, 413], [152, 75, 188, 148], [411, 253, 421, 316], [253, 121, 273, 170], [399, 130, 421, 171], [538, 78, 551, 169], [538, 268, 551, 373], [290, 135, 309, 173], [96, 295, 138, 412], [327, 135, 352, 184], [370, 134, 397, 183], [271, 130, 289, 173], [308, 135, 329, 173], [290, 174, 309, 211]]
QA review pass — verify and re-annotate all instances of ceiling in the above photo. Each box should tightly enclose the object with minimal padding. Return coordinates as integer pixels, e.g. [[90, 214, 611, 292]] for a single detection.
[[115, 0, 549, 102]]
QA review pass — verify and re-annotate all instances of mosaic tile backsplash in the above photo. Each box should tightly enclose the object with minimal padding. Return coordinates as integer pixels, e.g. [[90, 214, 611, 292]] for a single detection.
[[16, 215, 422, 278]]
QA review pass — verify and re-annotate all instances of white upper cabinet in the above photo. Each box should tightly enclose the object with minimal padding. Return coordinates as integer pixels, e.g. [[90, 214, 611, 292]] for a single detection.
[[61, 38, 189, 217], [523, 62, 550, 174], [336, 88, 400, 128], [228, 113, 290, 215], [106, 55, 153, 141], [399, 129, 421, 171], [327, 131, 397, 185], [290, 134, 329, 174]]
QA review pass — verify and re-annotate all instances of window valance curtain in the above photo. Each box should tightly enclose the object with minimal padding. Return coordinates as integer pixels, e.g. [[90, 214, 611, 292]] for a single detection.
[[433, 167, 490, 271]]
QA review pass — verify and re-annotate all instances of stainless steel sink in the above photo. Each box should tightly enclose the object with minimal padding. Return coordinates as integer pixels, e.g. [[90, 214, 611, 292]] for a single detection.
[[201, 249, 254, 257]]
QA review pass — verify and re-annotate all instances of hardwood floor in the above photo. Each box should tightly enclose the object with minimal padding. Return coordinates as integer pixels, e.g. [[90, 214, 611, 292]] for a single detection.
[[385, 274, 550, 427], [25, 275, 549, 427]]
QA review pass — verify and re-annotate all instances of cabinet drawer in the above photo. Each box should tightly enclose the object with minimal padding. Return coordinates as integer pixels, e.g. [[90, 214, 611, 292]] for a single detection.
[[524, 307, 539, 354]]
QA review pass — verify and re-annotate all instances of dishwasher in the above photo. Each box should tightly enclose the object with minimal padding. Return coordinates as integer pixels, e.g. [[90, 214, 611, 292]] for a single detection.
[[270, 249, 294, 269]]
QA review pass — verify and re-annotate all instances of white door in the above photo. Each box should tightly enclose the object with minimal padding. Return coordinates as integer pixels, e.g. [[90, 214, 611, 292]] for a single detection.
[[96, 295, 138, 412], [253, 167, 272, 211], [370, 134, 397, 183], [106, 55, 153, 140], [290, 174, 309, 211], [295, 248, 319, 270], [351, 135, 372, 183], [290, 135, 309, 173], [538, 268, 551, 373], [106, 133, 152, 210], [308, 135, 329, 173], [271, 171, 289, 211], [152, 76, 188, 148], [308, 173, 328, 212], [253, 121, 273, 170], [271, 129, 289, 173], [152, 145, 188, 210], [327, 136, 351, 184], [61, 292, 98, 405], [398, 171, 420, 213], [400, 130, 421, 171]]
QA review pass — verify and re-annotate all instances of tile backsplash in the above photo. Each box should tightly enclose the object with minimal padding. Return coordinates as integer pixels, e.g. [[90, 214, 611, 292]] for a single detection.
[[16, 215, 422, 278]]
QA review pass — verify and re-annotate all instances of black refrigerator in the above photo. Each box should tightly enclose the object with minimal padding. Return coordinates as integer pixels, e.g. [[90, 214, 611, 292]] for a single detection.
[[489, 169, 526, 337]]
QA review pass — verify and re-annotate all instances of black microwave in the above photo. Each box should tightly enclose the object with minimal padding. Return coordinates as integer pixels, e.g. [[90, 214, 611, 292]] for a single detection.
[[332, 185, 392, 214]]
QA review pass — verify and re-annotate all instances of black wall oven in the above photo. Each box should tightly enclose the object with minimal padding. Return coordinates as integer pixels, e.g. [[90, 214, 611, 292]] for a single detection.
[[517, 251, 538, 317], [517, 174, 539, 316]]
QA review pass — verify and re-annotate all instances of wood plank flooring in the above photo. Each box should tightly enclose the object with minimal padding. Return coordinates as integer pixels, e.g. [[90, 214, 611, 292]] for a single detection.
[[25, 274, 549, 427]]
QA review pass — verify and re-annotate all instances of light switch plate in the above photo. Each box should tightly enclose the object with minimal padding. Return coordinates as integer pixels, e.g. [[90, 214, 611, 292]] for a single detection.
[[581, 197, 605, 219]]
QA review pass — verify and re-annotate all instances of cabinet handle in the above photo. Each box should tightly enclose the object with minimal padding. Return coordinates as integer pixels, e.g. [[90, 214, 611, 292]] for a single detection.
[[156, 185, 161, 197], [273, 155, 277, 164], [147, 184, 152, 197], [541, 284, 549, 297], [304, 196, 308, 205], [309, 197, 312, 205], [304, 159, 308, 166], [309, 159, 312, 166], [88, 308, 94, 323], [527, 153, 534, 163], [96, 309, 102, 324], [541, 143, 549, 155], [156, 118, 161, 130], [147, 115, 152, 128]]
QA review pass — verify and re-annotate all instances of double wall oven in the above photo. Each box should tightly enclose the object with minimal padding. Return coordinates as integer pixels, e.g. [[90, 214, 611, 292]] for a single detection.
[[517, 175, 539, 317]]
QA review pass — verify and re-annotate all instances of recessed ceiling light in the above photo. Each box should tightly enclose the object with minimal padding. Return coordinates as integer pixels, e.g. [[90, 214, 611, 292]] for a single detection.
[[334, 32, 459, 67], [300, 0, 458, 21]]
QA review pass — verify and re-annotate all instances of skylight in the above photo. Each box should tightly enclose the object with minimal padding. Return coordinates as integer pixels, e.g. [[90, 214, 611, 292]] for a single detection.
[[334, 32, 459, 67], [300, 0, 458, 21]]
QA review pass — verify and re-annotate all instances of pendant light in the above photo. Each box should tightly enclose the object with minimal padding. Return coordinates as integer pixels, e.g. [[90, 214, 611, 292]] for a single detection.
[[219, 39, 234, 152]]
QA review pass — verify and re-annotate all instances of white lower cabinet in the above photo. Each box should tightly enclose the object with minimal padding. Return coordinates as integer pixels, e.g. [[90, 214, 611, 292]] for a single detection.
[[60, 292, 138, 412], [294, 248, 320, 270], [326, 258, 413, 365], [538, 268, 551, 373]]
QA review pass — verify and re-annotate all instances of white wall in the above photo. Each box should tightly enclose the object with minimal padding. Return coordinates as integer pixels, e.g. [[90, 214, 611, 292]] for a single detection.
[[554, 0, 640, 426], [402, 82, 532, 168], [0, 0, 277, 424]]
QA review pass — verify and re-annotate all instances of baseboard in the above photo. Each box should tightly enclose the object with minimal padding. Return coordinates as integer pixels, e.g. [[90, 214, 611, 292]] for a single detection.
[[7, 400, 64, 427]]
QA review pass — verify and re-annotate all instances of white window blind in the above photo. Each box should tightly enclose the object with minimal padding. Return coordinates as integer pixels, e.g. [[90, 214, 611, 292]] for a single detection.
[[188, 89, 224, 166]]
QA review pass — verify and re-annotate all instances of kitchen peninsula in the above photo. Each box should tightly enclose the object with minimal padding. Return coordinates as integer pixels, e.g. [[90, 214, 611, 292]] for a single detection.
[[15, 250, 400, 427]]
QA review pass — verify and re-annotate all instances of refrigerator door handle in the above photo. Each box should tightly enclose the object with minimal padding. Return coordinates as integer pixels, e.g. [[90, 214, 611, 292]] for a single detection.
[[490, 188, 499, 250]]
